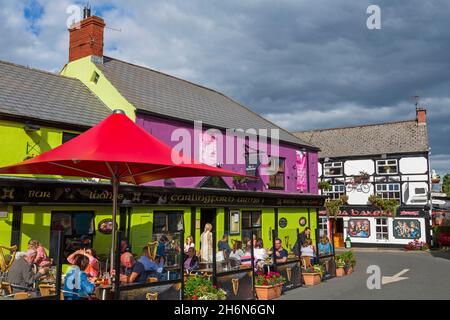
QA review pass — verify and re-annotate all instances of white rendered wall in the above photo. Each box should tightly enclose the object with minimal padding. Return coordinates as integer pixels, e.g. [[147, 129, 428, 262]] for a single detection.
[[400, 157, 428, 174], [344, 159, 374, 176]]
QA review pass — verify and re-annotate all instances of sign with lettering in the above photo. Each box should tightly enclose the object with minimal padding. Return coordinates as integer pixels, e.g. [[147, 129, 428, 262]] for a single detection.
[[0, 182, 325, 208], [319, 206, 425, 218]]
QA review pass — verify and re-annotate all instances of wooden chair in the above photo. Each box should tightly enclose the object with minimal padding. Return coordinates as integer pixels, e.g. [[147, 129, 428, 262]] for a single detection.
[[1, 282, 12, 296], [301, 256, 313, 269], [39, 284, 55, 297], [13, 292, 30, 300]]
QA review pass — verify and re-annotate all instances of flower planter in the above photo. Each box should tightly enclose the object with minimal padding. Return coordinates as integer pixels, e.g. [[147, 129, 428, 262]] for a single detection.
[[255, 284, 283, 300], [303, 273, 321, 286], [336, 267, 346, 277], [347, 266, 354, 274]]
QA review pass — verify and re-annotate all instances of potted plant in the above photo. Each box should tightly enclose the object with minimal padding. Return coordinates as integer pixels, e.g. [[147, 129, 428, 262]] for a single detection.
[[324, 197, 344, 218], [404, 239, 429, 251], [302, 266, 322, 286], [184, 275, 227, 300], [254, 271, 285, 300], [335, 255, 346, 277], [342, 251, 356, 273], [318, 180, 331, 191]]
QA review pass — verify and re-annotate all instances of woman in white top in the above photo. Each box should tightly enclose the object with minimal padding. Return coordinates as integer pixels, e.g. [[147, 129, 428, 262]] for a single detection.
[[229, 241, 245, 261], [253, 238, 268, 260], [200, 223, 213, 263], [184, 235, 195, 254], [301, 239, 316, 264]]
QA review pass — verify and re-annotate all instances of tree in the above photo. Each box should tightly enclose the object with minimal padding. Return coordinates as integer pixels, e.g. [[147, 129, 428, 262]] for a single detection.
[[443, 174, 450, 196]]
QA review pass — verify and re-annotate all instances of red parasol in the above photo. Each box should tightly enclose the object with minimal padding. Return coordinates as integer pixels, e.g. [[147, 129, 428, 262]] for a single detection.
[[0, 110, 249, 271]]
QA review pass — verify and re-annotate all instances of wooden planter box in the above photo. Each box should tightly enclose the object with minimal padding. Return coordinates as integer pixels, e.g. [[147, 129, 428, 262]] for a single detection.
[[255, 284, 283, 300], [336, 267, 346, 277], [303, 273, 321, 286]]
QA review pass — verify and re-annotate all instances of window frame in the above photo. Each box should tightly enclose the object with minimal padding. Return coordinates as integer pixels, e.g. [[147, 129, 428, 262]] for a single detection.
[[376, 159, 398, 175], [152, 211, 184, 234], [267, 157, 286, 190], [375, 218, 389, 241], [375, 183, 401, 202], [324, 184, 346, 200], [323, 162, 343, 177]]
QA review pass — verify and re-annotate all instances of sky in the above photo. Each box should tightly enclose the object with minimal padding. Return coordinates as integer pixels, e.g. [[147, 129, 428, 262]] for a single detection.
[[0, 0, 449, 175]]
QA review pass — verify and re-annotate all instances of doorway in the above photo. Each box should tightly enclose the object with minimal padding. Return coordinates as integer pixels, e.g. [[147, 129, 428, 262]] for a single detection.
[[200, 208, 216, 233], [333, 218, 344, 248]]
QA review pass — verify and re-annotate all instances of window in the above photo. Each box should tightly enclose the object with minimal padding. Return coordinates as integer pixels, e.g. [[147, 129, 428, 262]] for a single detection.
[[268, 157, 285, 189], [376, 183, 401, 201], [153, 211, 184, 234], [90, 71, 100, 84], [242, 211, 262, 249], [415, 188, 426, 195], [62, 132, 79, 144], [324, 184, 345, 200], [323, 162, 343, 177], [376, 159, 398, 174], [375, 218, 389, 240], [318, 217, 328, 237]]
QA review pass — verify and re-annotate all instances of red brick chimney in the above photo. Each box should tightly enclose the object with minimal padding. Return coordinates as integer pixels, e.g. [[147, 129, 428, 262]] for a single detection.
[[416, 107, 427, 125], [68, 12, 105, 62]]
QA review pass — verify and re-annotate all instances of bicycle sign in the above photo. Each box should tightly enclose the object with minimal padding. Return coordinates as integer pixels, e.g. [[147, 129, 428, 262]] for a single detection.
[[345, 176, 371, 193]]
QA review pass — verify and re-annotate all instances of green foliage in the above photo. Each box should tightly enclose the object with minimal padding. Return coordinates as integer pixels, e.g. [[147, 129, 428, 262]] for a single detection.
[[324, 195, 348, 217], [255, 271, 285, 286], [184, 275, 227, 300], [318, 180, 331, 190], [368, 195, 399, 216], [443, 174, 450, 196], [335, 251, 356, 268], [304, 264, 325, 278]]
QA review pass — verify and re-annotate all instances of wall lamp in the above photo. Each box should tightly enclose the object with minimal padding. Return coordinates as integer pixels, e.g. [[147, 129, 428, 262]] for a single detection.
[[23, 122, 40, 132]]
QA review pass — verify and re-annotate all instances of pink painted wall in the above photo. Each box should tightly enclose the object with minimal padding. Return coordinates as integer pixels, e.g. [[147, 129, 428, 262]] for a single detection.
[[136, 113, 318, 194]]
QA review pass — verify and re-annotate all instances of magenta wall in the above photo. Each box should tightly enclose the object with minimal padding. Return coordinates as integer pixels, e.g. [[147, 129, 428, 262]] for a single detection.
[[136, 113, 318, 194]]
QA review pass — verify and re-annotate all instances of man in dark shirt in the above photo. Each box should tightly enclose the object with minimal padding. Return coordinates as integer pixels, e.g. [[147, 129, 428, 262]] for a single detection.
[[292, 227, 311, 257], [119, 252, 147, 284], [268, 238, 289, 263], [6, 249, 48, 292]]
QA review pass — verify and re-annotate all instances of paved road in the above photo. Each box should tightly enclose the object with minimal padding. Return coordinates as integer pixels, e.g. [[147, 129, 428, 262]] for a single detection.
[[280, 249, 450, 300]]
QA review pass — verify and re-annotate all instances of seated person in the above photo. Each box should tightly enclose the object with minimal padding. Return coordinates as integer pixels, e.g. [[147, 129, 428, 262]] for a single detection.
[[63, 255, 95, 300], [217, 233, 231, 258], [27, 240, 51, 268], [67, 248, 100, 278], [229, 241, 245, 262], [183, 247, 199, 273], [138, 246, 163, 278], [254, 238, 268, 271], [6, 249, 48, 293], [119, 252, 147, 284], [268, 238, 289, 263], [300, 239, 316, 265], [120, 238, 132, 254], [156, 235, 169, 263], [318, 235, 334, 274]]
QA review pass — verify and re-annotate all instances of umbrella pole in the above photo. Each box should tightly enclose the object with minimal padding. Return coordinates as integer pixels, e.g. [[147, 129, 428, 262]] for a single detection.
[[110, 176, 119, 274]]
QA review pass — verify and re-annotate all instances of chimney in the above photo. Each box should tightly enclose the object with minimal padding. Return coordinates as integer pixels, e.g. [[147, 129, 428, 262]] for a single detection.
[[416, 107, 427, 126], [68, 6, 105, 62]]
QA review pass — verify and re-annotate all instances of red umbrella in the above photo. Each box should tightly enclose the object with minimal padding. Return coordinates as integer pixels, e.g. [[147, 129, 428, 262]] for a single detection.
[[0, 110, 249, 270]]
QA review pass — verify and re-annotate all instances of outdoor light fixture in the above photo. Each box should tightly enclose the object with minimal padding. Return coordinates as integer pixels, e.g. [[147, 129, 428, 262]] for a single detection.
[[23, 122, 40, 132]]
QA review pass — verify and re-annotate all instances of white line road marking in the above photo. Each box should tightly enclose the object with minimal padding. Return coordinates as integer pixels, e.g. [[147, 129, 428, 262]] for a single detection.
[[382, 268, 410, 285]]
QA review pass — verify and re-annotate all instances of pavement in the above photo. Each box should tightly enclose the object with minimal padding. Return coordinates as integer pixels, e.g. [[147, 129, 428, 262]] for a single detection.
[[279, 249, 450, 300]]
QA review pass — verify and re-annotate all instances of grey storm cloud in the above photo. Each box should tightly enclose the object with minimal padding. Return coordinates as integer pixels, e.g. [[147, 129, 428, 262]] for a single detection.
[[0, 0, 448, 174]]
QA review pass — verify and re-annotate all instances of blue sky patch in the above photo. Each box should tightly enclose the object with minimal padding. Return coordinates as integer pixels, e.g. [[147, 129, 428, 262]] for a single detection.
[[23, 0, 44, 35]]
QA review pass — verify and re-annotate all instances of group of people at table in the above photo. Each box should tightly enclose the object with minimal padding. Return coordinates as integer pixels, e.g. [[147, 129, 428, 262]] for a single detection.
[[4, 227, 334, 299]]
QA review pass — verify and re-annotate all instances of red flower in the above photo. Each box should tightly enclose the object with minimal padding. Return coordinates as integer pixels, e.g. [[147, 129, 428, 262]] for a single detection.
[[193, 295, 198, 300]]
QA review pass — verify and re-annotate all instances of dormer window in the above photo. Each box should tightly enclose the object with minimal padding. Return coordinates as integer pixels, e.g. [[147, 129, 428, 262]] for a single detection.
[[90, 71, 100, 84]]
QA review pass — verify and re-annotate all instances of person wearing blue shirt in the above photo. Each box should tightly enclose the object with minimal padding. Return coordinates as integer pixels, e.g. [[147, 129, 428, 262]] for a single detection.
[[156, 235, 169, 263], [138, 246, 163, 279], [317, 235, 334, 276], [217, 233, 232, 258], [63, 255, 95, 300]]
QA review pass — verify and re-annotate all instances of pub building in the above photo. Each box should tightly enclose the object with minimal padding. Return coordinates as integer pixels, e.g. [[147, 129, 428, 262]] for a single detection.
[[0, 9, 326, 299], [295, 108, 432, 247]]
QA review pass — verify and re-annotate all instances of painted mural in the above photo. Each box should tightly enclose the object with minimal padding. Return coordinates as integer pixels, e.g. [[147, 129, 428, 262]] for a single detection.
[[296, 150, 307, 192], [393, 219, 421, 239], [348, 219, 370, 238]]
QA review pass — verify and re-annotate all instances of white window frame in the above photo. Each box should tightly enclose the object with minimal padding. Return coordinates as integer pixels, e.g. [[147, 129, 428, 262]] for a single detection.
[[376, 159, 398, 175], [375, 218, 389, 241], [375, 183, 401, 201], [318, 217, 328, 237], [323, 162, 343, 177], [324, 184, 345, 200]]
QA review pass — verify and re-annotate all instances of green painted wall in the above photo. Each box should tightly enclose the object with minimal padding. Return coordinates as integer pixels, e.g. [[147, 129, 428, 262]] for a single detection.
[[61, 56, 136, 121], [0, 206, 13, 246], [0, 120, 79, 177]]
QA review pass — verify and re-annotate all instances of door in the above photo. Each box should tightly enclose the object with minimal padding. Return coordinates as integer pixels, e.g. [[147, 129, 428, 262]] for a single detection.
[[200, 208, 216, 233], [333, 218, 344, 248]]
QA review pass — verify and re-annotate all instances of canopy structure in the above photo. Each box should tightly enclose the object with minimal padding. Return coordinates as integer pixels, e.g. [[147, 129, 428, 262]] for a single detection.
[[0, 110, 250, 271]]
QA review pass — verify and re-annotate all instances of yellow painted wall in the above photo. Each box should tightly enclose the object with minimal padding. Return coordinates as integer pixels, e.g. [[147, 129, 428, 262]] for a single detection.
[[61, 56, 136, 121], [0, 206, 13, 246]]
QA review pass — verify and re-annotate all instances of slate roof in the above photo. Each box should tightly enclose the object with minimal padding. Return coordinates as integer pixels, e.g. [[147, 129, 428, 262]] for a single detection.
[[294, 120, 429, 158], [93, 56, 316, 149], [0, 60, 110, 128]]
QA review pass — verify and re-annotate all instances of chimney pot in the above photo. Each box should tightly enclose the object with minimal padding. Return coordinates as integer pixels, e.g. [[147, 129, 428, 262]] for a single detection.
[[416, 107, 427, 125]]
